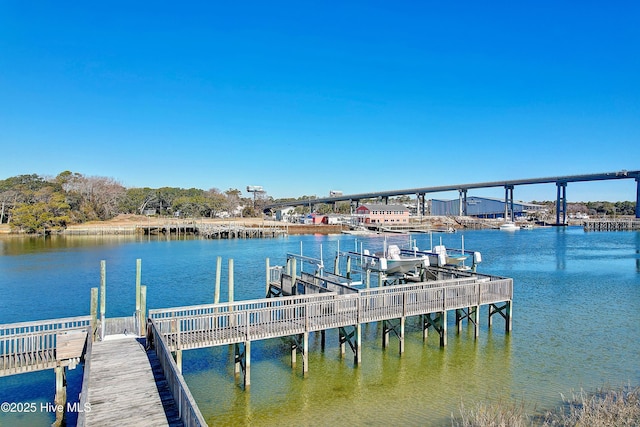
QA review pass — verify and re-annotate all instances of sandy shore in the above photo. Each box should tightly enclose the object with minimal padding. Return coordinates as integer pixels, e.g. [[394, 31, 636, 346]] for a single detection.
[[0, 214, 471, 235]]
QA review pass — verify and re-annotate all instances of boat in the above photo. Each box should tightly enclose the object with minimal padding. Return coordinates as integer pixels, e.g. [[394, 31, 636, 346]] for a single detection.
[[499, 222, 519, 231], [368, 244, 429, 274], [520, 223, 534, 229]]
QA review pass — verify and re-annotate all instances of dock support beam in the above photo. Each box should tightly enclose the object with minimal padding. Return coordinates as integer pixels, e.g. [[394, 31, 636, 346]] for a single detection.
[[339, 325, 361, 364], [291, 332, 309, 375], [53, 365, 67, 427], [423, 311, 447, 347], [556, 182, 567, 225], [488, 301, 513, 333], [234, 342, 251, 388], [456, 307, 480, 338]]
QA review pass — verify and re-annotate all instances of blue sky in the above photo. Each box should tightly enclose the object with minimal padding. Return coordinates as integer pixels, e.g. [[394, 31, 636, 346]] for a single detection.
[[1, 1, 638, 202]]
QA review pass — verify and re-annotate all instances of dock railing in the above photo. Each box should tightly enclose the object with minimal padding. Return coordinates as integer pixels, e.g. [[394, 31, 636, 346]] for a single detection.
[[150, 321, 207, 427], [0, 316, 92, 376], [76, 325, 93, 427], [149, 276, 513, 350]]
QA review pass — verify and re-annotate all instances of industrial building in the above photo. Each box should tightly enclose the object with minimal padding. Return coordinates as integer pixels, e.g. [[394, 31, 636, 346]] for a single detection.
[[431, 196, 545, 218]]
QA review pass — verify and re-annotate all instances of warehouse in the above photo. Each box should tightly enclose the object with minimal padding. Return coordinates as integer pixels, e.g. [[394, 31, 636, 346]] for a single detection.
[[431, 196, 545, 218]]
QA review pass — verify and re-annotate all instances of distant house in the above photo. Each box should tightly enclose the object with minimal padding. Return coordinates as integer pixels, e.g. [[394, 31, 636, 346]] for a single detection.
[[355, 204, 409, 224]]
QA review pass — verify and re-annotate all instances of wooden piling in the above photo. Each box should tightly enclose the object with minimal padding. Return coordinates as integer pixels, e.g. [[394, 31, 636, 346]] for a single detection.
[[90, 288, 98, 342], [100, 260, 106, 341], [214, 256, 221, 304]]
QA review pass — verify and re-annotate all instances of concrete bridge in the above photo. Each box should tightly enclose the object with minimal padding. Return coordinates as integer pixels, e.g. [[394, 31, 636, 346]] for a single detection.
[[264, 169, 640, 223]]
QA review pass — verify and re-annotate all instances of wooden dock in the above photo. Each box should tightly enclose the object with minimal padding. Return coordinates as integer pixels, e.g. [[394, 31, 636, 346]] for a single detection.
[[583, 219, 640, 231], [84, 337, 181, 427]]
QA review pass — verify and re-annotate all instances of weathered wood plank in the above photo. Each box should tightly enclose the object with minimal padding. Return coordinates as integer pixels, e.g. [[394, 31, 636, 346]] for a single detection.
[[85, 337, 182, 427], [56, 331, 87, 360]]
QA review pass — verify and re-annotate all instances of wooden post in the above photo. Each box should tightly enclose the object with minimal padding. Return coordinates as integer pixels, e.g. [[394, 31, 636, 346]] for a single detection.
[[355, 324, 362, 365], [346, 256, 351, 279], [141, 285, 147, 336], [214, 256, 221, 304], [302, 332, 309, 376], [228, 258, 234, 303], [473, 305, 480, 338], [136, 259, 142, 335], [422, 314, 429, 341], [265, 257, 270, 297], [382, 320, 389, 348], [440, 311, 447, 347], [90, 288, 98, 342], [245, 341, 251, 388], [175, 350, 182, 373], [505, 301, 513, 333], [100, 260, 106, 341], [365, 269, 371, 288], [333, 256, 339, 275], [53, 365, 66, 427], [399, 317, 405, 354]]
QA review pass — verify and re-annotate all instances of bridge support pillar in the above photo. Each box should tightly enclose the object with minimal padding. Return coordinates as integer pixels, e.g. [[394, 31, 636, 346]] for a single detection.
[[636, 177, 640, 218], [458, 189, 467, 216], [556, 182, 567, 225], [504, 185, 514, 222]]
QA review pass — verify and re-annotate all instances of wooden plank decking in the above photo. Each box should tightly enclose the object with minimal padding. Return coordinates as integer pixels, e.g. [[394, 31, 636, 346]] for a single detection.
[[85, 337, 182, 427]]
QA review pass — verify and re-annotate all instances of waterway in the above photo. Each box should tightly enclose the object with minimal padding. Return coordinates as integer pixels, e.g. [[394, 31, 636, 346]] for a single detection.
[[0, 227, 639, 426]]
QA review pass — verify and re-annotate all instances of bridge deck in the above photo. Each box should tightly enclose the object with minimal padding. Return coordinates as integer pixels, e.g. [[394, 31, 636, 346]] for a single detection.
[[85, 337, 182, 427]]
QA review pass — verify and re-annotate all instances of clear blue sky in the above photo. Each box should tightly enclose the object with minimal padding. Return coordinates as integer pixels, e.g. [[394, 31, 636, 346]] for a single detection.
[[1, 1, 638, 202]]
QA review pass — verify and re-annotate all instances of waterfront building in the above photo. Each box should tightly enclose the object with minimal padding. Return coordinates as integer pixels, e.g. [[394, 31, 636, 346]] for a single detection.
[[355, 203, 410, 224], [431, 196, 545, 218]]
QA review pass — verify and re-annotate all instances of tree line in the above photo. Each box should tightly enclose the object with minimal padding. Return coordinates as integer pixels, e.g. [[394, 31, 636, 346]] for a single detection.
[[0, 172, 271, 233], [1, 172, 636, 233]]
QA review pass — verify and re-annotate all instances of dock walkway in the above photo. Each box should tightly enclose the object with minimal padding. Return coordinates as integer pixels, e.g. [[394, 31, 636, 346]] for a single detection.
[[84, 336, 181, 427]]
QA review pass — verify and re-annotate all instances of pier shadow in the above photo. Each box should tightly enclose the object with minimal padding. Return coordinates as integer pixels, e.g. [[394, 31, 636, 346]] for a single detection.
[[137, 337, 183, 427]]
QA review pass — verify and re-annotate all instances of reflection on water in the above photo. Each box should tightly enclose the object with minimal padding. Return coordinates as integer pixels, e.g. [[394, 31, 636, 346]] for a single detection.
[[1, 228, 639, 426]]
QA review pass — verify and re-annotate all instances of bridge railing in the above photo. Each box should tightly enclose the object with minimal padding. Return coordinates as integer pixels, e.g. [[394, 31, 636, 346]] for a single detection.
[[150, 321, 207, 427]]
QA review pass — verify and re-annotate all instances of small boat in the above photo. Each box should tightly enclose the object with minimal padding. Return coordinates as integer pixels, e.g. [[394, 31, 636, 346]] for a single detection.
[[499, 222, 519, 231], [373, 244, 428, 274], [520, 223, 534, 230]]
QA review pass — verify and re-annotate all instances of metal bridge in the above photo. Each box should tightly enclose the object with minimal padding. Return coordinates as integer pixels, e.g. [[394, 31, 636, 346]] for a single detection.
[[264, 169, 640, 223]]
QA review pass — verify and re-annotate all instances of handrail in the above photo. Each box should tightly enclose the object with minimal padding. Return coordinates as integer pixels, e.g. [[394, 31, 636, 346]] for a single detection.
[[150, 278, 513, 349], [150, 321, 207, 427], [76, 326, 93, 427]]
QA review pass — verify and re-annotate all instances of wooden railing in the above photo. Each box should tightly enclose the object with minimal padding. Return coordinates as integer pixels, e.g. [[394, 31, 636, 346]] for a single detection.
[[0, 316, 91, 376], [150, 321, 207, 427], [76, 326, 93, 427], [150, 277, 513, 351]]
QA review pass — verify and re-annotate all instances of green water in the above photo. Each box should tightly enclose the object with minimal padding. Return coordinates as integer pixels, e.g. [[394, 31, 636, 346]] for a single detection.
[[1, 228, 639, 426]]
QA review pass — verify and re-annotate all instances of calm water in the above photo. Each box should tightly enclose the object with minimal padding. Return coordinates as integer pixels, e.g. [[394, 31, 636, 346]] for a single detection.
[[1, 228, 639, 426]]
